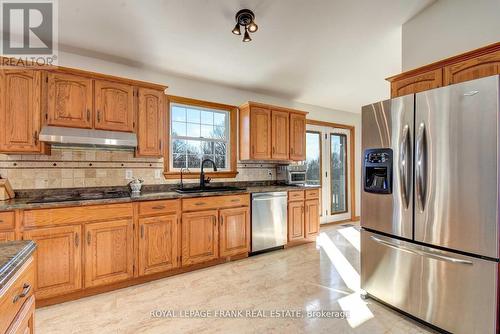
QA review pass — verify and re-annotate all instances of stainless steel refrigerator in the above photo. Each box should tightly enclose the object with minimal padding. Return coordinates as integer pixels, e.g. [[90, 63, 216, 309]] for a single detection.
[[361, 75, 499, 334]]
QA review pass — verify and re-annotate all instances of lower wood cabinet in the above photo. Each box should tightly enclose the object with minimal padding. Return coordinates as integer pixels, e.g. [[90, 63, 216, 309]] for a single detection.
[[23, 225, 82, 299], [305, 199, 320, 239], [6, 295, 35, 334], [138, 214, 179, 276], [181, 210, 219, 266], [84, 219, 134, 288], [219, 207, 250, 257], [288, 201, 305, 241]]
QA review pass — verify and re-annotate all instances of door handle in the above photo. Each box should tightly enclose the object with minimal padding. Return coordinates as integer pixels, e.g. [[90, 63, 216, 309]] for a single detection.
[[140, 225, 144, 239], [87, 231, 91, 245], [371, 236, 473, 265], [12, 283, 31, 303], [399, 124, 411, 209], [97, 110, 101, 122], [415, 122, 427, 212], [86, 109, 90, 121], [33, 131, 38, 145]]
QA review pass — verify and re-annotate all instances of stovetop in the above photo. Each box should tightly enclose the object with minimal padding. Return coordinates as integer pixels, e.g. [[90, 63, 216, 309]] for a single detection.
[[26, 190, 131, 204]]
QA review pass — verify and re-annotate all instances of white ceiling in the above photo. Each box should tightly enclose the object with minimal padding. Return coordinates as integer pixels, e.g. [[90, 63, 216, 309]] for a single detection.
[[58, 0, 434, 113]]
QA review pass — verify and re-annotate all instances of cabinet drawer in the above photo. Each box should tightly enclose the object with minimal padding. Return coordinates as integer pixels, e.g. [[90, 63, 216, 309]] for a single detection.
[[0, 257, 34, 334], [305, 189, 320, 199], [23, 203, 133, 227], [0, 212, 15, 230], [288, 190, 304, 202], [182, 194, 249, 211], [138, 200, 180, 216]]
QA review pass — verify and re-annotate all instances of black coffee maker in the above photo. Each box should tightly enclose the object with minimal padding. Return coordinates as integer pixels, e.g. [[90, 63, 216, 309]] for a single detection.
[[363, 148, 393, 194]]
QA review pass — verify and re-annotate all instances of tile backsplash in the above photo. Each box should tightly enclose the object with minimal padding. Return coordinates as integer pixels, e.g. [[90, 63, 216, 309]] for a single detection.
[[0, 147, 279, 190]]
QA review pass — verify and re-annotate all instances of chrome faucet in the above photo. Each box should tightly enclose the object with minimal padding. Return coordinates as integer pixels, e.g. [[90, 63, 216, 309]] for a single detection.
[[200, 159, 217, 189]]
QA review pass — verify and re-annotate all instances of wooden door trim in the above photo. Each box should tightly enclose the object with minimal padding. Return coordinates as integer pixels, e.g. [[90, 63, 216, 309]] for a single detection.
[[306, 119, 356, 221]]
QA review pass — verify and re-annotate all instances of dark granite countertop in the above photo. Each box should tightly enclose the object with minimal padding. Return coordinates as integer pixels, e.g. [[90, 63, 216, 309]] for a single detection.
[[0, 241, 36, 290], [0, 183, 320, 211]]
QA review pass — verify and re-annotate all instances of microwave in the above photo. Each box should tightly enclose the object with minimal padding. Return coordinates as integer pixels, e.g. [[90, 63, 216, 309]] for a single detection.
[[283, 165, 307, 185]]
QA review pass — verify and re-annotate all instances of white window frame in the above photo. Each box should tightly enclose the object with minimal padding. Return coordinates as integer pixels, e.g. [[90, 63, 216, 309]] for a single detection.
[[169, 102, 231, 172]]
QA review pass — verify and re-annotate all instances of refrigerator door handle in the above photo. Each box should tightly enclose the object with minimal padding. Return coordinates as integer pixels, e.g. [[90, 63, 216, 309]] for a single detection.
[[399, 124, 411, 208], [370, 236, 474, 265], [416, 122, 427, 212]]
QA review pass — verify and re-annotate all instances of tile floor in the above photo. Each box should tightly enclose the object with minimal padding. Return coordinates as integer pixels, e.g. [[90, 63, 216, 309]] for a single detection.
[[36, 223, 436, 334]]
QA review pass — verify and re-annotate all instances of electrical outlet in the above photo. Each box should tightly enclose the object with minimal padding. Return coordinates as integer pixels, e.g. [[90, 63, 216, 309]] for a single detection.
[[267, 169, 273, 179], [125, 170, 133, 180], [155, 169, 162, 179]]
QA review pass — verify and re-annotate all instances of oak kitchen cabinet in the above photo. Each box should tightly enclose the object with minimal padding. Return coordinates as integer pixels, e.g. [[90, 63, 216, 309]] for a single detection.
[[181, 210, 219, 266], [0, 211, 15, 242], [0, 70, 46, 153], [94, 80, 135, 132], [137, 199, 181, 276], [239, 101, 307, 161], [23, 225, 82, 299], [84, 219, 134, 288], [387, 42, 500, 97], [219, 207, 250, 257], [288, 189, 321, 244], [47, 72, 93, 128], [136, 87, 165, 157]]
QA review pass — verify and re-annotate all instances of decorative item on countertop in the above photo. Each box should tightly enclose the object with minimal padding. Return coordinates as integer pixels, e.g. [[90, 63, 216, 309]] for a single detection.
[[0, 175, 15, 200], [128, 178, 144, 195]]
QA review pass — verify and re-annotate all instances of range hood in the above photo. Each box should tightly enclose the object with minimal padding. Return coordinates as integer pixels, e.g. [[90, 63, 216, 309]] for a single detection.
[[39, 126, 138, 149]]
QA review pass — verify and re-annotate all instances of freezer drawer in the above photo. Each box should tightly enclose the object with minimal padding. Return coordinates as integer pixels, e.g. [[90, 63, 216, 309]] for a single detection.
[[361, 230, 498, 334]]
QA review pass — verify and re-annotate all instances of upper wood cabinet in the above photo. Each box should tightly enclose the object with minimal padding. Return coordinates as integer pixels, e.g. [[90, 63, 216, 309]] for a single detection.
[[47, 72, 93, 128], [219, 207, 250, 257], [23, 225, 82, 299], [444, 50, 500, 85], [137, 88, 164, 157], [250, 106, 272, 160], [94, 80, 135, 132], [181, 210, 219, 266], [390, 68, 443, 98], [0, 70, 44, 153], [239, 102, 307, 161], [138, 214, 179, 276], [289, 113, 306, 161], [0, 231, 14, 242], [271, 110, 289, 160], [387, 43, 500, 97], [84, 219, 134, 288]]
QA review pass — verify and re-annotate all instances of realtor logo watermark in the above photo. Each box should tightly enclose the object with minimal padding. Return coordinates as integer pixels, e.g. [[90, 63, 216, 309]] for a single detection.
[[1, 0, 58, 66]]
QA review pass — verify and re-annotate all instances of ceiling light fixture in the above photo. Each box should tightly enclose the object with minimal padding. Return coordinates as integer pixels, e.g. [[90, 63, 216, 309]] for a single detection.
[[232, 9, 258, 42]]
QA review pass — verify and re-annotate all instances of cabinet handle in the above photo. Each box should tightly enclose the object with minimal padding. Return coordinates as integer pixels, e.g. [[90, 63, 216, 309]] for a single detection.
[[220, 216, 223, 225], [86, 109, 90, 121], [272, 147, 275, 154], [0, 220, 3, 223], [87, 231, 91, 245], [97, 110, 101, 122], [140, 225, 144, 239], [213, 216, 216, 226], [195, 202, 206, 206], [291, 147, 294, 154], [75, 233, 79, 247], [251, 146, 255, 156], [159, 139, 162, 150], [230, 199, 240, 203], [33, 131, 38, 145], [152, 205, 166, 210], [12, 283, 31, 303]]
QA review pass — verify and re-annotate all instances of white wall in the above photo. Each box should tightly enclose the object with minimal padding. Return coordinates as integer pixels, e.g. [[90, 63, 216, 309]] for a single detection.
[[402, 0, 500, 71], [57, 51, 362, 216]]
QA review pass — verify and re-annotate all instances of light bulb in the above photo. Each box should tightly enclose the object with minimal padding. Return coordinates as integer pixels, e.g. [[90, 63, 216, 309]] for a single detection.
[[248, 22, 258, 33], [232, 23, 241, 35]]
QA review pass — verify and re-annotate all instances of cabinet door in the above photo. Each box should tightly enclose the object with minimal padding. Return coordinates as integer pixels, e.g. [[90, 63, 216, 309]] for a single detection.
[[0, 231, 15, 242], [250, 107, 271, 160], [23, 225, 82, 299], [444, 50, 500, 85], [84, 219, 134, 288], [391, 68, 443, 97], [137, 88, 164, 157], [5, 295, 35, 334], [94, 80, 134, 132], [289, 113, 306, 161], [0, 70, 42, 153], [219, 207, 250, 257], [47, 72, 93, 128], [138, 214, 179, 276], [288, 201, 305, 241], [181, 210, 218, 266], [271, 110, 289, 160], [305, 199, 320, 239]]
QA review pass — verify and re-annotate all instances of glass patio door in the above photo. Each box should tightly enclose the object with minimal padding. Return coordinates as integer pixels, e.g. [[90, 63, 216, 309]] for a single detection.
[[306, 124, 351, 223]]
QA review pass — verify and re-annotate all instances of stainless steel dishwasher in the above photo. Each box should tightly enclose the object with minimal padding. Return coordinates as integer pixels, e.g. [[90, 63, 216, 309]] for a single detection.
[[251, 191, 288, 254]]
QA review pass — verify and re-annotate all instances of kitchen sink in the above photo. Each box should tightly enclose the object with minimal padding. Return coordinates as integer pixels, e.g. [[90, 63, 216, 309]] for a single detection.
[[174, 186, 246, 194]]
